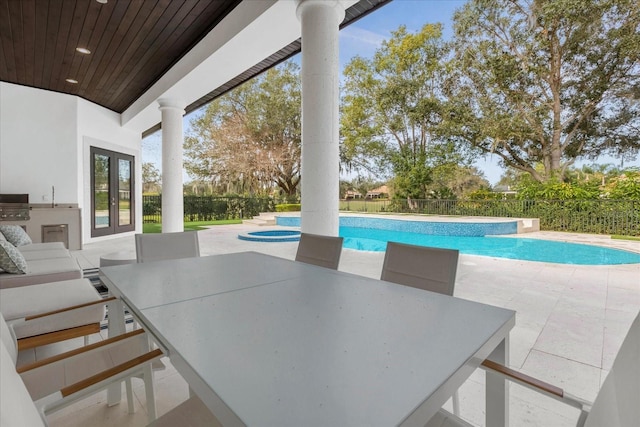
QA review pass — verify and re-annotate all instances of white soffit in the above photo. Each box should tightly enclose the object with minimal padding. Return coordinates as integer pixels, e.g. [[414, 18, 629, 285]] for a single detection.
[[121, 0, 300, 133]]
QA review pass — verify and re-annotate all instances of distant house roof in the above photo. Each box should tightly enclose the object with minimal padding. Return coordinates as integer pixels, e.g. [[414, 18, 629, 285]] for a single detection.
[[344, 190, 363, 198], [493, 185, 517, 193], [366, 185, 389, 198]]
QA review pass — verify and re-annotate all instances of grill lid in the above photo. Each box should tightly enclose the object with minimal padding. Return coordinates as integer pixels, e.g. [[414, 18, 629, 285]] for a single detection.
[[0, 194, 30, 221], [0, 194, 29, 204]]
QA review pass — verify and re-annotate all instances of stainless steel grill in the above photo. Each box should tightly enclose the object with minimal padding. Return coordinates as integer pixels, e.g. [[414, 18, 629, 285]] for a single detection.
[[0, 194, 30, 221]]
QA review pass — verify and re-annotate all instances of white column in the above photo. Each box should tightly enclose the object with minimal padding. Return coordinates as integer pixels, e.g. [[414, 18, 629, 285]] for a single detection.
[[296, 0, 345, 236], [158, 98, 185, 233]]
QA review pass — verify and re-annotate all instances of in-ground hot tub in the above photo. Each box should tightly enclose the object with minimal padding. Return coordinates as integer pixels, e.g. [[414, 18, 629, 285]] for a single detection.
[[238, 230, 301, 242]]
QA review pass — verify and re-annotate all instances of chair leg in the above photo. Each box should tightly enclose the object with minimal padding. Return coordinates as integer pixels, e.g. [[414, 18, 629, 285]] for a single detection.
[[452, 390, 460, 416], [144, 363, 157, 422], [125, 379, 135, 413]]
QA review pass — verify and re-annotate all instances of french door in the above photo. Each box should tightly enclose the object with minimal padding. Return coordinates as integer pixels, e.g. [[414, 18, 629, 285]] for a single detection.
[[91, 147, 135, 237]]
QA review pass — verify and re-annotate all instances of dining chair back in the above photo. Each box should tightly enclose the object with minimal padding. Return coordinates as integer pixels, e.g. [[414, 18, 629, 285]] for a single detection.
[[425, 312, 640, 427], [135, 231, 200, 263], [381, 242, 461, 417], [295, 233, 344, 270], [381, 242, 459, 296]]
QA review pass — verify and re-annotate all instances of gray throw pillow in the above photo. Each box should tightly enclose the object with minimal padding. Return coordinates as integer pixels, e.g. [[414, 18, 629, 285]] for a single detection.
[[0, 225, 32, 246], [0, 240, 27, 274]]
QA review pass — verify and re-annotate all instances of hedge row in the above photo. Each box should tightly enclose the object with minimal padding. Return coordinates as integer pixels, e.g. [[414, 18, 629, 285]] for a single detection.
[[143, 195, 275, 222]]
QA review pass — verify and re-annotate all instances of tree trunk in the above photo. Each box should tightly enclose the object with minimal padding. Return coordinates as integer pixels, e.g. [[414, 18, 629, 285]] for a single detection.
[[547, 22, 564, 182]]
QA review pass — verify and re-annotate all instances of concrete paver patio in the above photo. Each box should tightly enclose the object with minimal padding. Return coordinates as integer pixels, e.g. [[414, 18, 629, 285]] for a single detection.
[[44, 222, 639, 426]]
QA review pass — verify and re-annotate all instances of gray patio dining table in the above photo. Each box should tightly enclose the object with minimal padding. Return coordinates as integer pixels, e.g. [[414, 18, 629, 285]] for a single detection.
[[99, 251, 515, 427]]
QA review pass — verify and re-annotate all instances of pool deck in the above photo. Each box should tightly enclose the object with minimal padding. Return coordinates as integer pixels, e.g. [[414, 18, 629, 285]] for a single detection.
[[45, 220, 640, 427]]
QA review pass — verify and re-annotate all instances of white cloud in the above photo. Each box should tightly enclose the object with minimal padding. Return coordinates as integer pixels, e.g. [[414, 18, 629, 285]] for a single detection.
[[340, 25, 387, 48]]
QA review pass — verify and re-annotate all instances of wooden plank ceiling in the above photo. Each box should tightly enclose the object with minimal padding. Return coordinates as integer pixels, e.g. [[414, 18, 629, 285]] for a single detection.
[[0, 0, 390, 131]]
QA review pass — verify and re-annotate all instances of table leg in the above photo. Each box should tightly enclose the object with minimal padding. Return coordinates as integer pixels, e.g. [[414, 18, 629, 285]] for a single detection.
[[107, 298, 126, 406], [486, 336, 510, 427]]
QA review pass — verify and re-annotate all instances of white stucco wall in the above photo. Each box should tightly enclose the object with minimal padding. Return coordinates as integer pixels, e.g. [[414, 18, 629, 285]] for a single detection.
[[0, 82, 78, 203], [0, 82, 142, 244]]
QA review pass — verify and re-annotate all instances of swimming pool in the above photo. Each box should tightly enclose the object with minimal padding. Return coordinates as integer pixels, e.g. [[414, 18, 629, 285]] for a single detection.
[[276, 215, 640, 265]]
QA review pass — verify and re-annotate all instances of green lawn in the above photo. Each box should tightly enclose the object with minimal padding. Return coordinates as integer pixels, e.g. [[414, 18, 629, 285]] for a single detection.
[[339, 200, 388, 212], [143, 219, 242, 233], [611, 235, 640, 241]]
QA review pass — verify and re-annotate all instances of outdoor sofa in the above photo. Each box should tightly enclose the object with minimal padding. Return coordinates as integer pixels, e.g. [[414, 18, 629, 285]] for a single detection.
[[0, 226, 82, 289]]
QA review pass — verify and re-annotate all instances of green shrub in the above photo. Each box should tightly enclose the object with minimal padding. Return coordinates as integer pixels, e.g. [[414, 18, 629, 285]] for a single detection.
[[95, 191, 109, 210], [143, 199, 161, 216], [276, 203, 301, 212]]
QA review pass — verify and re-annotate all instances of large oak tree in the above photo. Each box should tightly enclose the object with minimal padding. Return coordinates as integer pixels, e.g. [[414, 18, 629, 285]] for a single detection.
[[185, 62, 301, 197], [447, 0, 640, 182], [341, 24, 470, 199]]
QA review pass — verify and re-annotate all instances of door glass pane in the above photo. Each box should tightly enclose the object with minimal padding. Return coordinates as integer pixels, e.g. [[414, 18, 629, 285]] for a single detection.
[[118, 159, 132, 226], [94, 154, 110, 229]]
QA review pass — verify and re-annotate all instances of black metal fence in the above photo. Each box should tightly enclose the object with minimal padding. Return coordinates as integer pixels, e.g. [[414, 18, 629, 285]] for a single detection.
[[143, 195, 639, 236]]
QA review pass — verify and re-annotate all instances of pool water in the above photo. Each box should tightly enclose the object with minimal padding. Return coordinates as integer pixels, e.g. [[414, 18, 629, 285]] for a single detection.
[[340, 226, 640, 265], [238, 230, 301, 242]]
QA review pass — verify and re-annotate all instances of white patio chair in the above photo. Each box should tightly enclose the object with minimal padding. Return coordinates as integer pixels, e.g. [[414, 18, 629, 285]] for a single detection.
[[1, 311, 163, 424], [133, 231, 200, 402], [0, 278, 106, 353], [381, 242, 461, 415], [426, 311, 640, 427], [1, 334, 46, 426], [1, 281, 144, 418], [135, 231, 200, 263], [381, 242, 459, 296], [295, 233, 344, 270]]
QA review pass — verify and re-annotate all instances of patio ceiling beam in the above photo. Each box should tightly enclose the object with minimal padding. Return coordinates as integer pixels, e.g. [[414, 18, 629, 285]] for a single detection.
[[121, 0, 300, 134]]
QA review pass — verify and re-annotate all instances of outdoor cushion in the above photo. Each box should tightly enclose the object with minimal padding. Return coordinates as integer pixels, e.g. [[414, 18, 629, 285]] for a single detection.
[[17, 242, 66, 252], [0, 241, 27, 274], [0, 225, 32, 247], [20, 249, 71, 261], [0, 278, 104, 340], [0, 257, 82, 289]]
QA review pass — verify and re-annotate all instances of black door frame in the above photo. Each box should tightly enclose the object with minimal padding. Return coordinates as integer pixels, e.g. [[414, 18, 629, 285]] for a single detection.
[[90, 147, 135, 237]]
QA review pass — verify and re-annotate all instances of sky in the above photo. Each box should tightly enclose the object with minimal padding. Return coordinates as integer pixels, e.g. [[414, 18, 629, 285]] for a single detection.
[[142, 0, 636, 186]]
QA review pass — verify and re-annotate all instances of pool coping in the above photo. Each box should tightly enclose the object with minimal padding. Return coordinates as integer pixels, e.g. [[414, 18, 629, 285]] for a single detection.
[[275, 213, 540, 236], [238, 229, 301, 242]]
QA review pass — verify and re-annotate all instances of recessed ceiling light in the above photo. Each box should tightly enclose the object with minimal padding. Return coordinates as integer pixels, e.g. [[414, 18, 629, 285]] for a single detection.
[[76, 47, 91, 54], [96, 0, 108, 4], [66, 78, 78, 84]]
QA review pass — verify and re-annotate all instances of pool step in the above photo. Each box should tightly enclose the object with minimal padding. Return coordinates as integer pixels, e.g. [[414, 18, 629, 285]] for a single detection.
[[242, 213, 276, 226]]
